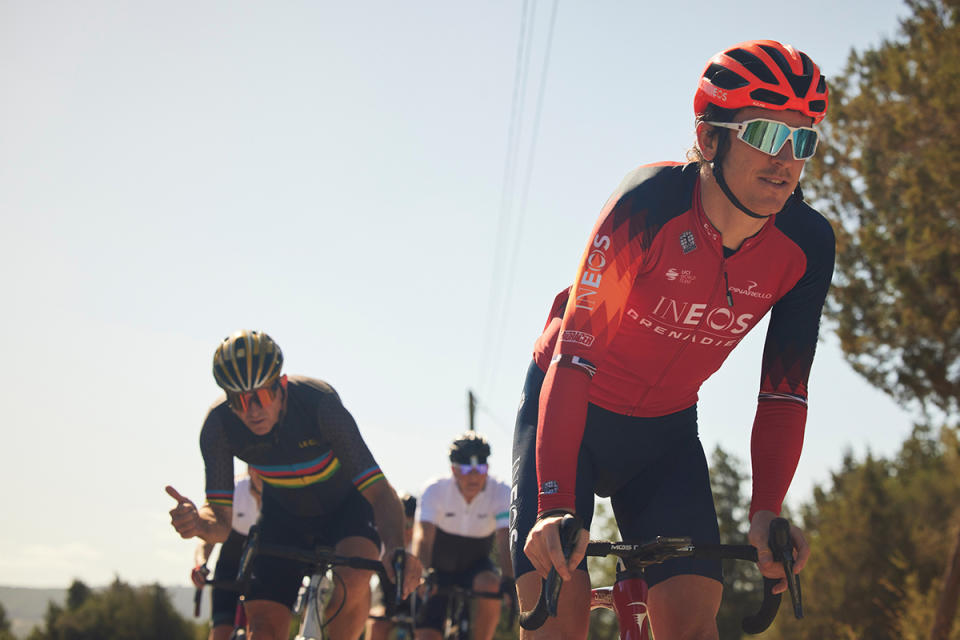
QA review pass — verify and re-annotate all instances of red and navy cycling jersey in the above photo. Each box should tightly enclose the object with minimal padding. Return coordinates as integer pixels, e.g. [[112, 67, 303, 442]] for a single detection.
[[534, 162, 835, 517], [200, 376, 385, 518]]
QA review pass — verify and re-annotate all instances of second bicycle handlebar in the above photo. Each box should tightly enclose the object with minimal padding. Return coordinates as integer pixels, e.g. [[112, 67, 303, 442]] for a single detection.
[[519, 515, 803, 634]]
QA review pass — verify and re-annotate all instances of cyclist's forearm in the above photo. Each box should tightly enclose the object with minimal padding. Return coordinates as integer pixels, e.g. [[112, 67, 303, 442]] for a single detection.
[[194, 541, 215, 567], [197, 503, 232, 544], [364, 481, 406, 552]]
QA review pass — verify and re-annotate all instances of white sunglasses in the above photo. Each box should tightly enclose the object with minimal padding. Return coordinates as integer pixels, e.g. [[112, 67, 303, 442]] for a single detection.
[[707, 118, 819, 160]]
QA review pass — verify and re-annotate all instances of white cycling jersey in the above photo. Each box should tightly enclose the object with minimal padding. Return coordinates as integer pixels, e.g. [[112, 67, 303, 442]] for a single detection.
[[418, 475, 510, 538], [232, 475, 260, 536]]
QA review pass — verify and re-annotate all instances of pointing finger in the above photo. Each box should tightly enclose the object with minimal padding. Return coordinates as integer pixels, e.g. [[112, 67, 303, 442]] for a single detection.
[[165, 485, 191, 504]]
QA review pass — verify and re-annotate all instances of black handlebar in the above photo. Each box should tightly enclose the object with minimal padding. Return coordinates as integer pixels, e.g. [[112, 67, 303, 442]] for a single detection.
[[741, 517, 803, 633], [519, 515, 804, 634]]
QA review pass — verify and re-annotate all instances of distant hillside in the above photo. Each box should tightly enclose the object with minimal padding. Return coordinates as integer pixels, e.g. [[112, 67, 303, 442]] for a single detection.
[[0, 584, 205, 639]]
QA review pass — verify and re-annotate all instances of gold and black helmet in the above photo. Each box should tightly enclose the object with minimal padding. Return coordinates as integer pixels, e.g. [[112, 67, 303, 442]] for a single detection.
[[212, 330, 284, 393]]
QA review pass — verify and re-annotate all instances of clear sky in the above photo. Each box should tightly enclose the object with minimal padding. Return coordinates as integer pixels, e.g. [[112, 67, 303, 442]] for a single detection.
[[1, 0, 916, 588]]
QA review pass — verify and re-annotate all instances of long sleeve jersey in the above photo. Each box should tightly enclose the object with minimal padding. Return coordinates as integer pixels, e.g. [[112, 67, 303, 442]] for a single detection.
[[534, 162, 835, 518]]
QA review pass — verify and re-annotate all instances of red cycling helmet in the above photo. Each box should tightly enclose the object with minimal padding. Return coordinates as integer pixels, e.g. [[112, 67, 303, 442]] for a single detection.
[[694, 40, 828, 124]]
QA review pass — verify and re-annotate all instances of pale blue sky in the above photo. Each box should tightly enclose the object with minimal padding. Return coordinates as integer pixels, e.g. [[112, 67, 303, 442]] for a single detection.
[[1, 0, 915, 587]]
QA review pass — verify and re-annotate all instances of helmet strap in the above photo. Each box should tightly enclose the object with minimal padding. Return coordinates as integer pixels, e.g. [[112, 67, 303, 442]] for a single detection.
[[712, 160, 773, 219]]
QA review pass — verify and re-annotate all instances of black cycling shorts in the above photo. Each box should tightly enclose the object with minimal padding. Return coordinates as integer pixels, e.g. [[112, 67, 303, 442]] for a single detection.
[[246, 490, 381, 607], [509, 360, 722, 587], [211, 529, 246, 627], [415, 557, 498, 631]]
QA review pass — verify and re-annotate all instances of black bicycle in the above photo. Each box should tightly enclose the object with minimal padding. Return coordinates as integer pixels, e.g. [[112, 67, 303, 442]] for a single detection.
[[519, 516, 803, 638], [419, 571, 519, 640], [235, 525, 406, 640]]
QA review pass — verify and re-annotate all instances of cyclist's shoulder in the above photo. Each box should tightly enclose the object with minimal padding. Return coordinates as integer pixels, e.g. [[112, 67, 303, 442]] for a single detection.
[[774, 195, 836, 259], [420, 475, 455, 496], [601, 161, 699, 231]]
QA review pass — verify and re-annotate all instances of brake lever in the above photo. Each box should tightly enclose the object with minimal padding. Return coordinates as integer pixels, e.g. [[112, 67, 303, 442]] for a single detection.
[[768, 517, 802, 619]]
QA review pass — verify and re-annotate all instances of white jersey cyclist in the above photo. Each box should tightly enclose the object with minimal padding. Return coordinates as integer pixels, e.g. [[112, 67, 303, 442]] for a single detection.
[[418, 475, 510, 572], [231, 474, 260, 536]]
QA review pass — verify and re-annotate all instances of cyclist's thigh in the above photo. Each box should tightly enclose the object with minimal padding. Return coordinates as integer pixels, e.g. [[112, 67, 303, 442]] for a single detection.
[[244, 599, 292, 639], [211, 529, 246, 627], [610, 430, 721, 587], [333, 535, 379, 591], [245, 509, 313, 608], [648, 574, 721, 639], [516, 570, 591, 640], [510, 360, 595, 579]]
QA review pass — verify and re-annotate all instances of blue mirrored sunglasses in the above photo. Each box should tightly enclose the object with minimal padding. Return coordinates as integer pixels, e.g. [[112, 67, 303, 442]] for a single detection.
[[457, 463, 488, 475], [707, 118, 819, 160]]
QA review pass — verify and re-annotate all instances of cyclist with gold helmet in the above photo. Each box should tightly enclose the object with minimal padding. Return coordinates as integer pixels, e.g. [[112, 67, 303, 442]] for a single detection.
[[166, 330, 421, 640], [511, 40, 834, 639]]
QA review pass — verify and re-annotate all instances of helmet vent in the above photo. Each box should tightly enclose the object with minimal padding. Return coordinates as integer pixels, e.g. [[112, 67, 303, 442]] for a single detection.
[[758, 44, 813, 98], [726, 48, 778, 84], [749, 88, 788, 106], [808, 100, 827, 114], [704, 63, 749, 89]]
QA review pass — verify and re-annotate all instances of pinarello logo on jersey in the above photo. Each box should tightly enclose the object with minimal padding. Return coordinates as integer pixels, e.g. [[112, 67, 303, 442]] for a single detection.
[[729, 280, 773, 299], [562, 330, 595, 347], [575, 233, 611, 311]]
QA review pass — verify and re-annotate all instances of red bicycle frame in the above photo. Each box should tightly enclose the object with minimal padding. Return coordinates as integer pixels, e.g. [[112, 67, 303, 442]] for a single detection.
[[590, 565, 654, 640]]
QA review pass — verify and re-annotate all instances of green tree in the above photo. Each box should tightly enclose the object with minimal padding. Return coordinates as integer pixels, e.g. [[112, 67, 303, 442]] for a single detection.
[[710, 446, 762, 640], [761, 426, 960, 640], [0, 601, 15, 640], [803, 1, 960, 636], [25, 578, 200, 640], [805, 0, 960, 416]]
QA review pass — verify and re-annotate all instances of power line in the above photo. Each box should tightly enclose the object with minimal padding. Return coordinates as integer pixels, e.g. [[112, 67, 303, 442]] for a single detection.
[[478, 0, 535, 394], [489, 0, 560, 375]]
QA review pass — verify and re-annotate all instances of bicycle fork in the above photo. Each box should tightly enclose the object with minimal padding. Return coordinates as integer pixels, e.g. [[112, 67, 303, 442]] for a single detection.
[[295, 573, 331, 640], [591, 564, 655, 640]]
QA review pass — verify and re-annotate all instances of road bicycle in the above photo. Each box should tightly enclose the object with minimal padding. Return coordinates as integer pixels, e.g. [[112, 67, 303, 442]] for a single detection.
[[192, 567, 248, 640], [233, 524, 406, 640], [520, 516, 802, 638], [419, 571, 519, 640]]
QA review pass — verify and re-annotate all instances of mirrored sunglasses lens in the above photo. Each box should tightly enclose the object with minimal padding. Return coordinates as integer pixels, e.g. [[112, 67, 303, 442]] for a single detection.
[[227, 392, 249, 411], [792, 129, 818, 159], [741, 120, 791, 155]]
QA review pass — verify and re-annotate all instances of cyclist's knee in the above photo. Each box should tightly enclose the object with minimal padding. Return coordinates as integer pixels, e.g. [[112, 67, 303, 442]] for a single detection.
[[472, 570, 500, 593]]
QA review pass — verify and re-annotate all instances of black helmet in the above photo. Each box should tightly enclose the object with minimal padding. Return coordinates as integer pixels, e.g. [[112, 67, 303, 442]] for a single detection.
[[400, 493, 417, 518], [212, 330, 284, 393], [449, 432, 491, 464]]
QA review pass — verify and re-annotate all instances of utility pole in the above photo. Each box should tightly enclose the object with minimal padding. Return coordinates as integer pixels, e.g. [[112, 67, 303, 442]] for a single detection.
[[467, 390, 476, 431]]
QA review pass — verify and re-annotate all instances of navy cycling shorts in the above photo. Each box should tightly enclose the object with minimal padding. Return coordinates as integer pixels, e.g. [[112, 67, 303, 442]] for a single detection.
[[246, 490, 381, 608], [509, 360, 722, 587], [211, 529, 246, 626]]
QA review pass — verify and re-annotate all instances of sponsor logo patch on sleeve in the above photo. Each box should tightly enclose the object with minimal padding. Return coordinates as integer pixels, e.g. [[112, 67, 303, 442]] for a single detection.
[[561, 330, 595, 347], [540, 480, 559, 495]]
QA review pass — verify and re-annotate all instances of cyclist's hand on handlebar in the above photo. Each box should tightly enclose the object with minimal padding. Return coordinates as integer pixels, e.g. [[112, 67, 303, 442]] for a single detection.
[[166, 486, 202, 539], [523, 514, 589, 581], [749, 510, 809, 595], [190, 564, 208, 589], [382, 547, 422, 599]]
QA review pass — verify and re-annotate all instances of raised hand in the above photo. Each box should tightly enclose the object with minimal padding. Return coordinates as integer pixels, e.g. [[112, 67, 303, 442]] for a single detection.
[[166, 485, 202, 539]]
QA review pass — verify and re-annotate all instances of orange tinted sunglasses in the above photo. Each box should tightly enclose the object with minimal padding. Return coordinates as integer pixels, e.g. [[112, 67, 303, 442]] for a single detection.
[[227, 376, 286, 412]]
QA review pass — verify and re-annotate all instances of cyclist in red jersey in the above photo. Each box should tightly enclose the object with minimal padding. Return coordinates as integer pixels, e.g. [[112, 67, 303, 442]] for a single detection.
[[510, 40, 833, 639]]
